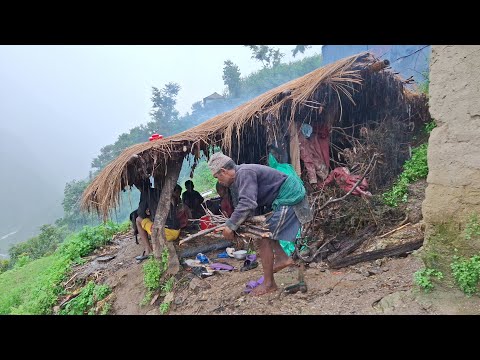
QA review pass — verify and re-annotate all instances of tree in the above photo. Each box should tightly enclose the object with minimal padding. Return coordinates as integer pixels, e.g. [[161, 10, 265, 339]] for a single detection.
[[245, 45, 285, 68], [61, 179, 100, 230], [222, 60, 242, 98], [150, 83, 181, 136], [191, 101, 203, 113], [8, 224, 69, 263], [292, 45, 312, 57]]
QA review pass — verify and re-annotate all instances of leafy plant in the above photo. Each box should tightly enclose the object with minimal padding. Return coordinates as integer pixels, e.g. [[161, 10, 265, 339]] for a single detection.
[[414, 268, 444, 292], [451, 252, 480, 296], [161, 247, 170, 272], [143, 257, 162, 293], [59, 221, 124, 262], [0, 260, 9, 274], [424, 120, 436, 134], [161, 277, 174, 293], [59, 281, 111, 315], [159, 301, 171, 314], [100, 302, 111, 315], [383, 143, 428, 207], [13, 254, 32, 269], [465, 213, 480, 241]]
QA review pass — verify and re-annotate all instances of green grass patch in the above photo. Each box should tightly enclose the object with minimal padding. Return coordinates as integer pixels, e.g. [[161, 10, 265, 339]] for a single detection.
[[0, 220, 130, 314], [59, 281, 111, 315]]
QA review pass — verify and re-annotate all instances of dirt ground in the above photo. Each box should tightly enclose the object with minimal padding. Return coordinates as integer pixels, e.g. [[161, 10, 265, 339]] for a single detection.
[[62, 180, 480, 315], [63, 226, 480, 315]]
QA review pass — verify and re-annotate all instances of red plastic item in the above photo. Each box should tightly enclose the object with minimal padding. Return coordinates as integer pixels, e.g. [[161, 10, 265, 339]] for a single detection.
[[199, 215, 216, 230], [149, 133, 163, 141]]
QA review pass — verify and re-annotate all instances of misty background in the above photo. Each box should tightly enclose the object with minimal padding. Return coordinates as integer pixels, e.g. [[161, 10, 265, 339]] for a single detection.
[[0, 45, 323, 256]]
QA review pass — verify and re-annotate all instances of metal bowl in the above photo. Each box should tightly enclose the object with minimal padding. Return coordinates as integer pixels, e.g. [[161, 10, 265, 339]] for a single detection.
[[233, 250, 247, 260]]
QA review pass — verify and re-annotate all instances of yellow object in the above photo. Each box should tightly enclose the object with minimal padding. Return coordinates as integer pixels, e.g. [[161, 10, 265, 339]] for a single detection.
[[141, 218, 180, 241], [141, 218, 153, 235], [165, 228, 180, 241]]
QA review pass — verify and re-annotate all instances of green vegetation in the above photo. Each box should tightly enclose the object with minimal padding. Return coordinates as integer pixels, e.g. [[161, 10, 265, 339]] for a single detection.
[[382, 143, 428, 207], [141, 247, 175, 313], [142, 257, 162, 303], [465, 213, 480, 241], [159, 276, 175, 315], [0, 260, 9, 274], [141, 247, 170, 304], [451, 253, 480, 296], [417, 70, 430, 96], [414, 268, 444, 293], [0, 255, 69, 314], [59, 281, 111, 315], [0, 221, 128, 314], [383, 120, 435, 207], [161, 276, 174, 293], [450, 214, 480, 296], [59, 221, 129, 262], [8, 224, 70, 267], [418, 214, 480, 296], [179, 159, 218, 194]]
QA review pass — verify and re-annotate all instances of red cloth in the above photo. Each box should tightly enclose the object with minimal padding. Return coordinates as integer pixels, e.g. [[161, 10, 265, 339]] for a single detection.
[[298, 123, 331, 184], [320, 167, 372, 197], [176, 204, 191, 228], [220, 196, 234, 217]]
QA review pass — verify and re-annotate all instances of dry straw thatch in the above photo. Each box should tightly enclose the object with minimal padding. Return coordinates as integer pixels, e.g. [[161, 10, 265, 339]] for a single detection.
[[81, 52, 428, 219]]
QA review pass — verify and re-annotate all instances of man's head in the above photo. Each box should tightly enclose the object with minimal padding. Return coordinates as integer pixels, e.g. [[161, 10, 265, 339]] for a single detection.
[[208, 153, 236, 187], [184, 180, 194, 192], [173, 184, 182, 201]]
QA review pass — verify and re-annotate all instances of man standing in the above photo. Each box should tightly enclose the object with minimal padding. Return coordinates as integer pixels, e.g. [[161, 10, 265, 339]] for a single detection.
[[208, 152, 311, 296]]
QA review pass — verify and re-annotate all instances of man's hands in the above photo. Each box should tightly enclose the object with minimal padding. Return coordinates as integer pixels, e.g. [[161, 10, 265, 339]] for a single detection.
[[215, 226, 235, 240]]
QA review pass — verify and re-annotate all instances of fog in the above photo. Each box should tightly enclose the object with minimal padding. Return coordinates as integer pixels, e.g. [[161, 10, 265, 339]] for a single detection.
[[0, 45, 323, 255]]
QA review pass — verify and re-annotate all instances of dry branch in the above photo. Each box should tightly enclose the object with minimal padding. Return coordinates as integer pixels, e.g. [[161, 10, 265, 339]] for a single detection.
[[379, 222, 411, 238], [329, 239, 423, 269]]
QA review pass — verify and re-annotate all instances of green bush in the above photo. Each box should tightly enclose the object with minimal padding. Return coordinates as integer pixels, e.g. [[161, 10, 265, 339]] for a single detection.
[[59, 221, 125, 262], [8, 224, 70, 267], [383, 143, 428, 207], [451, 253, 480, 296], [13, 254, 32, 269], [414, 268, 444, 293], [59, 281, 111, 315], [0, 260, 9, 274], [143, 257, 162, 292]]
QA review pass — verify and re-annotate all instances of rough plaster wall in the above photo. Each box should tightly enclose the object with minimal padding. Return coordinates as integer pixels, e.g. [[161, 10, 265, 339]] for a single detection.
[[423, 45, 480, 225]]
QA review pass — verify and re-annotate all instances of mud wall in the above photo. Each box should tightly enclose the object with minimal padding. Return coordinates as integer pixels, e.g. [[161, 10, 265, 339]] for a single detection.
[[422, 45, 480, 271]]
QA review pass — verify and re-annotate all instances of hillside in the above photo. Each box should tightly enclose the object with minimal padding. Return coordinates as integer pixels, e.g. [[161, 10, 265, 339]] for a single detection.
[[57, 181, 479, 315]]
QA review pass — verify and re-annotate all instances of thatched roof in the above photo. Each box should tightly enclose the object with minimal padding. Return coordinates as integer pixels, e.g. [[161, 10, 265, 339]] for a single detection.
[[81, 52, 428, 219]]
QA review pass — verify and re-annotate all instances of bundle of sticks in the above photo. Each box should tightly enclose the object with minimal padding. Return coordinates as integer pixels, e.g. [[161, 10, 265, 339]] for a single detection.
[[178, 204, 271, 245]]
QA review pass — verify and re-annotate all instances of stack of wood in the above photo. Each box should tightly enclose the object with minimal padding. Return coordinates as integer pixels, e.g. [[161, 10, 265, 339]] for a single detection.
[[178, 206, 271, 246]]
